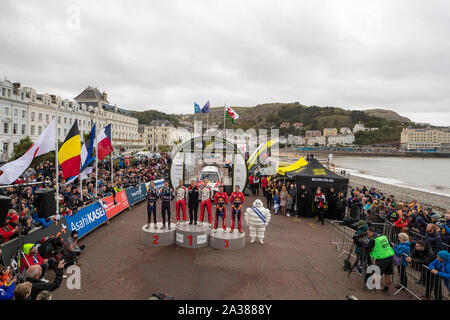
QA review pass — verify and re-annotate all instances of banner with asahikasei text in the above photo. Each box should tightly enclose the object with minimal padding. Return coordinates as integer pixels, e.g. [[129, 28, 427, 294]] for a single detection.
[[65, 201, 108, 238]]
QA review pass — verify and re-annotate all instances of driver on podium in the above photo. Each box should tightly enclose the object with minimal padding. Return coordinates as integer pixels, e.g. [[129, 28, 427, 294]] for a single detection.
[[199, 179, 213, 226], [213, 184, 228, 232], [159, 181, 174, 230], [175, 179, 187, 225], [146, 181, 159, 229]]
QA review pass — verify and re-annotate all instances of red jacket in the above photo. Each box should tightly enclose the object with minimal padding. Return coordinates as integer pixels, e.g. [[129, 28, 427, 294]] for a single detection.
[[214, 192, 228, 205], [0, 225, 17, 242], [393, 218, 409, 229], [248, 176, 254, 185], [20, 252, 45, 273], [261, 177, 268, 188], [230, 191, 245, 204]]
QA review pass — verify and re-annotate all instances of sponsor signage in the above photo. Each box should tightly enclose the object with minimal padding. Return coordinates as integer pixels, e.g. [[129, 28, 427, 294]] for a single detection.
[[101, 189, 130, 220], [125, 184, 147, 206], [65, 202, 107, 238]]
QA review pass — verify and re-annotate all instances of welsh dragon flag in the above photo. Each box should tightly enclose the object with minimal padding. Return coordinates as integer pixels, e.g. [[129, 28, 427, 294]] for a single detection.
[[225, 106, 239, 124]]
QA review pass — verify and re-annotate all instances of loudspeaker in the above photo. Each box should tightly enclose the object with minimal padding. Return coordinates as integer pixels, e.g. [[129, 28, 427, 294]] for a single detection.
[[34, 188, 56, 219], [0, 195, 11, 226]]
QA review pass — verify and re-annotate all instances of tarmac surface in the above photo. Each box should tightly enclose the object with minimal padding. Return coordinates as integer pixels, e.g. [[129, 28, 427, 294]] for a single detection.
[[53, 196, 413, 300]]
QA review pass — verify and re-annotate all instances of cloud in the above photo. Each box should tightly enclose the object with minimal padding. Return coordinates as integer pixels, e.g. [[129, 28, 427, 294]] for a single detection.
[[0, 0, 449, 125]]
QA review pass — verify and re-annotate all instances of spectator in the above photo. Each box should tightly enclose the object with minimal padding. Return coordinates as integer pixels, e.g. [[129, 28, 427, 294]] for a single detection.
[[280, 185, 288, 216], [393, 233, 410, 289], [20, 243, 50, 280], [429, 250, 450, 292], [36, 290, 53, 300], [425, 223, 443, 254], [273, 190, 280, 215], [406, 240, 435, 287], [0, 275, 16, 300], [13, 281, 32, 300], [25, 261, 65, 300], [63, 230, 85, 267], [313, 187, 326, 225]]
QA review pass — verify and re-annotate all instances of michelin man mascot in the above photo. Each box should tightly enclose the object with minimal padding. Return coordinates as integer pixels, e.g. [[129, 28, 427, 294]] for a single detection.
[[244, 199, 271, 244]]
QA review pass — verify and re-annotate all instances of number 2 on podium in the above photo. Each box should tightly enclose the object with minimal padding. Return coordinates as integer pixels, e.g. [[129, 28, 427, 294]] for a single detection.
[[153, 235, 159, 244]]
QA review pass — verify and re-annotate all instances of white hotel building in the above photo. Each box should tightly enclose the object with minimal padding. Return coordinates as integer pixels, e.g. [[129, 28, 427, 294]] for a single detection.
[[0, 77, 143, 162]]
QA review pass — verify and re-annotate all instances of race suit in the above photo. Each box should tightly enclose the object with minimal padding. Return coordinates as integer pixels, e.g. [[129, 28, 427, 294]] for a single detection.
[[199, 186, 212, 224], [160, 187, 174, 226], [146, 188, 159, 224], [214, 191, 228, 230], [175, 186, 187, 222], [231, 199, 243, 232]]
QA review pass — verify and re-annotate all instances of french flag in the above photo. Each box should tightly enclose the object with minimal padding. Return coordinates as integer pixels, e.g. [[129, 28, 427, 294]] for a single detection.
[[97, 124, 114, 161]]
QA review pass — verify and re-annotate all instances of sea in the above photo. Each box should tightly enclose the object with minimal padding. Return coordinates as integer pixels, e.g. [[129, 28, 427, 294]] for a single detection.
[[331, 156, 450, 197]]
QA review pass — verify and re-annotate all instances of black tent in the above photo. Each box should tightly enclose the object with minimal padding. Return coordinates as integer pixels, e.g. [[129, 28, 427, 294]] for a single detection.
[[286, 159, 349, 218], [286, 158, 349, 194]]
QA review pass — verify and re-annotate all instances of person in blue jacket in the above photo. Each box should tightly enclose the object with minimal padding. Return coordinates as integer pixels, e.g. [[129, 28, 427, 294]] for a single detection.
[[393, 233, 410, 289], [0, 276, 16, 300], [273, 190, 281, 215], [429, 250, 450, 293]]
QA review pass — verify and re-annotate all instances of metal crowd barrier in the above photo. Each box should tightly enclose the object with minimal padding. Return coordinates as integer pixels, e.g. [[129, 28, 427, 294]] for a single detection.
[[394, 254, 449, 300], [329, 220, 356, 258]]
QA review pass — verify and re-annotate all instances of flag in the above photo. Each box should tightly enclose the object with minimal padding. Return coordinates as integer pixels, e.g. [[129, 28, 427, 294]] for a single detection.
[[97, 124, 114, 161], [0, 118, 56, 184], [194, 102, 201, 114], [59, 120, 81, 179], [66, 123, 96, 184], [80, 123, 96, 172], [225, 106, 239, 124], [202, 101, 210, 113]]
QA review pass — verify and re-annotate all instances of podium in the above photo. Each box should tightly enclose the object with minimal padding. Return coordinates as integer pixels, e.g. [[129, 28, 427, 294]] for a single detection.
[[175, 223, 210, 248], [141, 222, 175, 247], [209, 228, 246, 250]]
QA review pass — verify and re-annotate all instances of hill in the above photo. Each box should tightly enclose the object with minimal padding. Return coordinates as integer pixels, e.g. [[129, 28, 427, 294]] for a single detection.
[[132, 103, 416, 147]]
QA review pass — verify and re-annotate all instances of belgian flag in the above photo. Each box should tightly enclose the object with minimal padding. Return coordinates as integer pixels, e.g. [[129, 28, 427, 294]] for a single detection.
[[59, 120, 81, 179]]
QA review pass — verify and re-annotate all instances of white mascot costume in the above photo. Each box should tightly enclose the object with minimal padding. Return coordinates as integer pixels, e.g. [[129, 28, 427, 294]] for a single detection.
[[244, 199, 271, 244]]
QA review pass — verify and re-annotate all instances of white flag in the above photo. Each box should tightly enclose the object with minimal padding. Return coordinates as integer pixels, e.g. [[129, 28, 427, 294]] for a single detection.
[[0, 118, 56, 184]]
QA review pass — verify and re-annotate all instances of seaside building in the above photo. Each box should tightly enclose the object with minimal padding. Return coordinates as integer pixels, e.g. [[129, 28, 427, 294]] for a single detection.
[[306, 136, 326, 146], [0, 79, 29, 162], [74, 87, 143, 152], [327, 134, 355, 146], [305, 130, 321, 138], [340, 127, 352, 135], [323, 128, 338, 137], [400, 127, 450, 152], [139, 120, 177, 152]]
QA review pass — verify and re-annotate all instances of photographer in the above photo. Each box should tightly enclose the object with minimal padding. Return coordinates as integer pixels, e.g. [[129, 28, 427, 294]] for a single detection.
[[353, 220, 370, 276], [365, 226, 395, 295]]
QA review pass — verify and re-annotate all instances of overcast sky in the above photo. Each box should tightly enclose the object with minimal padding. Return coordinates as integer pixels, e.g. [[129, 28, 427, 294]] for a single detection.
[[1, 0, 449, 125]]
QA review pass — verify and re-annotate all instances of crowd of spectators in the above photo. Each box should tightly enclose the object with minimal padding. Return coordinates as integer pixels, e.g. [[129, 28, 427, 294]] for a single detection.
[[0, 153, 171, 300]]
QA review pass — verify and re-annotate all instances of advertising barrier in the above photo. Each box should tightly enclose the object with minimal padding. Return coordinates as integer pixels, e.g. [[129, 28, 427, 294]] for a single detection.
[[102, 189, 130, 220], [65, 201, 108, 238], [125, 183, 147, 206]]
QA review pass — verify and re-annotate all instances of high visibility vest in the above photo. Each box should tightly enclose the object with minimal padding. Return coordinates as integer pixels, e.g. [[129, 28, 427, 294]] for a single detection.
[[370, 235, 395, 261], [114, 186, 123, 193]]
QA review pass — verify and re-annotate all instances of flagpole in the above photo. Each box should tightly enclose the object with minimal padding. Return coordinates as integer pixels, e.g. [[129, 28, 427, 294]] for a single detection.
[[110, 123, 113, 186], [55, 108, 59, 215], [223, 104, 226, 138], [95, 112, 99, 198]]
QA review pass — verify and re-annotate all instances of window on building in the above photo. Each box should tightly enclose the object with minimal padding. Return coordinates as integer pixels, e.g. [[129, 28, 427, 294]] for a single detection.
[[31, 125, 35, 135], [1, 88, 5, 96], [13, 123, 17, 134], [46, 114, 49, 122], [22, 110, 26, 118], [58, 128, 61, 136], [38, 126, 42, 135], [3, 123, 8, 134], [31, 112, 35, 121], [21, 124, 26, 135], [4, 106, 9, 115], [38, 113, 42, 121], [58, 116, 61, 124], [64, 117, 67, 124], [13, 109, 18, 117], [3, 143, 8, 154]]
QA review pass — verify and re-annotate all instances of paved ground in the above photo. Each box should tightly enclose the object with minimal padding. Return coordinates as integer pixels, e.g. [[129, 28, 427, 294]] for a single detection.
[[52, 196, 413, 300]]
